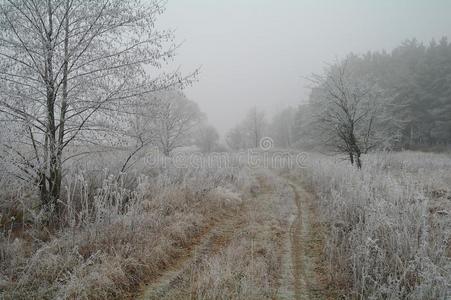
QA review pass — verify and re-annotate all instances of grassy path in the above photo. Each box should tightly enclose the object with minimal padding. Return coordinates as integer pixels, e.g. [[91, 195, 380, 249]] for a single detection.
[[138, 212, 245, 300], [287, 180, 326, 300], [137, 171, 329, 300]]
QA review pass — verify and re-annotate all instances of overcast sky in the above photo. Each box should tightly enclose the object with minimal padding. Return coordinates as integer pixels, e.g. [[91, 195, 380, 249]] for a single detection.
[[159, 0, 451, 134]]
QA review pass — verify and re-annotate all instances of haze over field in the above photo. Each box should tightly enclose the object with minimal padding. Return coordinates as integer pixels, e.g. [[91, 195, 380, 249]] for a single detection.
[[160, 0, 451, 133]]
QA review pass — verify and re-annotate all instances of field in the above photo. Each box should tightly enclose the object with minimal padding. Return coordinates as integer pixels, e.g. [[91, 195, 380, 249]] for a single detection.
[[1, 1, 450, 299], [0, 151, 450, 299]]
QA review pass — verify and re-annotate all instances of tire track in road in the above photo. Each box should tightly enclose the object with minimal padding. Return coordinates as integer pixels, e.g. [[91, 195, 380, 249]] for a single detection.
[[138, 214, 245, 300], [285, 178, 326, 300]]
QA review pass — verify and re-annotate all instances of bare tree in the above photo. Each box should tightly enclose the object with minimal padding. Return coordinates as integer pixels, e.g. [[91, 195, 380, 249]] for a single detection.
[[225, 107, 266, 150], [244, 106, 266, 148], [0, 0, 193, 217], [117, 99, 162, 173], [311, 60, 385, 168], [226, 125, 246, 151], [269, 107, 295, 148], [151, 90, 203, 156], [195, 123, 219, 153]]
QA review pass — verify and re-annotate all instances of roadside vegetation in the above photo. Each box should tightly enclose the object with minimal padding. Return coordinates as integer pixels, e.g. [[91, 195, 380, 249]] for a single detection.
[[0, 154, 254, 298], [296, 152, 451, 299]]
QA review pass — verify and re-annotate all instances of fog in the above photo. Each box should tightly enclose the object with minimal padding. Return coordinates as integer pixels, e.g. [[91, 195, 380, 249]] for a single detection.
[[160, 0, 451, 134], [1, 1, 450, 298]]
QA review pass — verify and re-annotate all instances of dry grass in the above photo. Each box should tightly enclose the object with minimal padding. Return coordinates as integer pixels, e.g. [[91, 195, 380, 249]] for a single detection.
[[140, 168, 295, 300], [0, 155, 258, 299], [295, 151, 450, 299], [1, 151, 449, 299]]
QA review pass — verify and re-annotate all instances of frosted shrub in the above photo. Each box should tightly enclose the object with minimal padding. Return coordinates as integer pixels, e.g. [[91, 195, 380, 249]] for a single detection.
[[301, 152, 450, 299]]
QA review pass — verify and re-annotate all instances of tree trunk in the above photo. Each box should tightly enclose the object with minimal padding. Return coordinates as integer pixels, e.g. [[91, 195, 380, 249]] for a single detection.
[[38, 172, 48, 205], [43, 0, 62, 220], [163, 148, 170, 156], [356, 153, 362, 169]]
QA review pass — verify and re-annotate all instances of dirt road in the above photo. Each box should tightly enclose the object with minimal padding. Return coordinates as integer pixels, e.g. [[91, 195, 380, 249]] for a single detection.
[[287, 180, 326, 300], [138, 213, 245, 300], [138, 172, 327, 299]]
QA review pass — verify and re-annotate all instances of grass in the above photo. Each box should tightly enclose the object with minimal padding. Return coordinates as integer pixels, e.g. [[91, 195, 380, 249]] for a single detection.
[[1, 151, 449, 299], [0, 155, 259, 299], [295, 151, 450, 299], [149, 169, 295, 300]]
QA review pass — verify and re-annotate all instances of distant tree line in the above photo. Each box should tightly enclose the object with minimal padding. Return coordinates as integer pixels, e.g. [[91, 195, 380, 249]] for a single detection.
[[226, 106, 267, 150], [310, 38, 451, 149], [260, 38, 451, 156]]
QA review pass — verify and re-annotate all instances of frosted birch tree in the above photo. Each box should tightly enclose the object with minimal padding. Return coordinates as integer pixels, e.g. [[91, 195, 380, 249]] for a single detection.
[[0, 0, 194, 219]]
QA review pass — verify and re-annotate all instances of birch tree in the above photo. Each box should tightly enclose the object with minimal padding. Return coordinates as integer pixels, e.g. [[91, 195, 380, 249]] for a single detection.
[[0, 0, 193, 218]]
